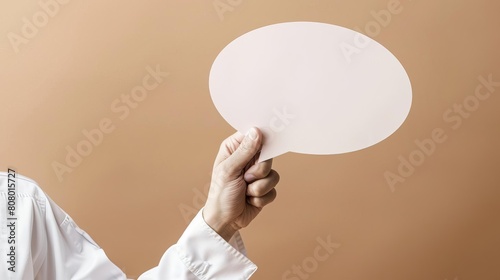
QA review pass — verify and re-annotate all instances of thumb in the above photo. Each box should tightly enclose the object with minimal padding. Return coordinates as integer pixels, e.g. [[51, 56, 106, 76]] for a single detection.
[[223, 127, 262, 174]]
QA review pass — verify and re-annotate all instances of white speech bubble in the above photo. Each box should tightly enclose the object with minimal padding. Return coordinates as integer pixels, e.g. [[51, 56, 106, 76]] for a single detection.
[[209, 22, 412, 162]]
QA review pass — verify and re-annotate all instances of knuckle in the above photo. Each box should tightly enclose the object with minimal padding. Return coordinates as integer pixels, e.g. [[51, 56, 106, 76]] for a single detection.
[[251, 197, 264, 208], [254, 184, 266, 197], [247, 182, 261, 197], [253, 182, 272, 197]]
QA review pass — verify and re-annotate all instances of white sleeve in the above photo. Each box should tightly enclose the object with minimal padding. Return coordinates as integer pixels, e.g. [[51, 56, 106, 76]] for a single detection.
[[138, 209, 257, 280], [1, 172, 257, 280], [0, 172, 126, 280]]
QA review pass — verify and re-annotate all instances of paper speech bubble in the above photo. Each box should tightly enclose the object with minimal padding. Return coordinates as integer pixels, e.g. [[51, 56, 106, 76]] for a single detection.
[[209, 22, 412, 162]]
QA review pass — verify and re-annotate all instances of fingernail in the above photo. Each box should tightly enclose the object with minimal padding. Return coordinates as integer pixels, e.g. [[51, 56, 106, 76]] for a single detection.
[[247, 128, 258, 141]]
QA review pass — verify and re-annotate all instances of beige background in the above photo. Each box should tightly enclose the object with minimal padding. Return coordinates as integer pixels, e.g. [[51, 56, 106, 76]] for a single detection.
[[1, 0, 499, 279]]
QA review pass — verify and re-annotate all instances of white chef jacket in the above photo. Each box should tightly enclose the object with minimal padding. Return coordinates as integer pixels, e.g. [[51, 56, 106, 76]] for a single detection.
[[0, 172, 257, 280]]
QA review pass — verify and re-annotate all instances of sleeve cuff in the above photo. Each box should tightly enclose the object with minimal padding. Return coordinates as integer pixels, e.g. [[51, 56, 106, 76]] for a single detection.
[[174, 208, 257, 280]]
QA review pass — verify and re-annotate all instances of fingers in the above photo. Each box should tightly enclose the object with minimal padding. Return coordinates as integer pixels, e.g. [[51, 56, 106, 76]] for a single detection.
[[247, 188, 277, 208], [244, 158, 273, 182], [246, 169, 280, 197], [246, 169, 279, 208], [221, 128, 263, 175]]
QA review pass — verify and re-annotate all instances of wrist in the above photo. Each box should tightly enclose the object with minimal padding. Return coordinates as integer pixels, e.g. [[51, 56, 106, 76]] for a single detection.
[[202, 208, 237, 242]]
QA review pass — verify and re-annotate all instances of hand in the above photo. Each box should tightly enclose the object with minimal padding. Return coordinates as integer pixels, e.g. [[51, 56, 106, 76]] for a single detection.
[[203, 127, 280, 241]]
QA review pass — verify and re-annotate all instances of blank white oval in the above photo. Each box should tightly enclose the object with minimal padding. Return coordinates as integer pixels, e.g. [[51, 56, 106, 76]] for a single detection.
[[209, 22, 412, 161]]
